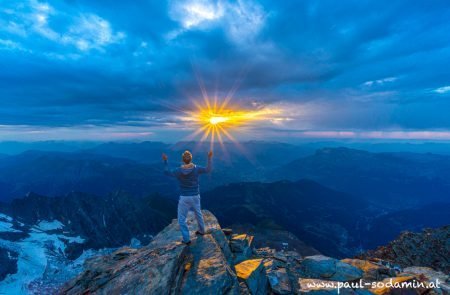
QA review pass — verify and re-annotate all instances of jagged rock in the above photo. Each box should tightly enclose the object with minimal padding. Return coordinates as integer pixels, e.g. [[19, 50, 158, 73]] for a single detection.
[[180, 234, 240, 294], [61, 210, 447, 295], [274, 252, 289, 264], [223, 228, 233, 236], [63, 210, 240, 295], [64, 243, 188, 294], [300, 255, 363, 282], [342, 259, 395, 281], [298, 278, 356, 294], [231, 234, 254, 252], [359, 226, 450, 273], [364, 258, 401, 271], [401, 267, 450, 294], [284, 251, 303, 262], [254, 247, 276, 258], [264, 259, 292, 294], [231, 234, 254, 263], [235, 258, 268, 294], [239, 281, 251, 294], [211, 228, 235, 266]]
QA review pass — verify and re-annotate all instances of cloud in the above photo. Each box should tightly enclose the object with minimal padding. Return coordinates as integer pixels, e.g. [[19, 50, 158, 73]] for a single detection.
[[222, 0, 266, 43], [170, 0, 224, 29], [0, 39, 28, 52], [271, 130, 450, 141], [62, 13, 126, 51], [0, 124, 156, 141], [0, 0, 125, 54], [433, 86, 450, 94], [168, 0, 266, 43], [363, 77, 397, 87], [1, 0, 450, 141]]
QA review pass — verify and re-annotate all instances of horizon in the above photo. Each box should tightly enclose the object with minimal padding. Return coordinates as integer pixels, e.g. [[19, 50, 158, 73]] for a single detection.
[[1, 1, 450, 142], [2, 138, 450, 156]]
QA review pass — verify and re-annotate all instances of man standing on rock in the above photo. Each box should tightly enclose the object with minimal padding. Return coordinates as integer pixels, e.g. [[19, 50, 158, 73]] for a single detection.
[[162, 150, 213, 245]]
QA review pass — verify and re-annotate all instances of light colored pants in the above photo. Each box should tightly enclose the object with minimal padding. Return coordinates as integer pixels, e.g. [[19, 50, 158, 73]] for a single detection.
[[178, 195, 205, 242]]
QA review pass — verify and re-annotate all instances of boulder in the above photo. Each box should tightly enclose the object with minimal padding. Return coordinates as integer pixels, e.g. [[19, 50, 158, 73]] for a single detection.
[[231, 234, 254, 251], [254, 247, 276, 258], [231, 234, 254, 263], [274, 251, 289, 264], [235, 258, 268, 294], [300, 255, 363, 282], [341, 259, 394, 281], [264, 259, 292, 294]]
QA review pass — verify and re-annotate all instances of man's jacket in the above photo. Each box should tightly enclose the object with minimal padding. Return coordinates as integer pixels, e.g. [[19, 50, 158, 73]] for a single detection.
[[164, 158, 212, 196]]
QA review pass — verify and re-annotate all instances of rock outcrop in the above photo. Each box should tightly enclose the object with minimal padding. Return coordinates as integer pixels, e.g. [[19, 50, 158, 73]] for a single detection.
[[63, 210, 240, 295], [359, 225, 450, 273], [299, 255, 363, 282], [63, 211, 449, 295]]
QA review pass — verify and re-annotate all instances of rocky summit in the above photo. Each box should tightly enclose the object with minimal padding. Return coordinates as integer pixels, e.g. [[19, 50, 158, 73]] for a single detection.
[[63, 211, 449, 294]]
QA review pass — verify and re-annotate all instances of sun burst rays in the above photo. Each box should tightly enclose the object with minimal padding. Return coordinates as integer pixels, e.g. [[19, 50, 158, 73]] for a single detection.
[[185, 94, 281, 158]]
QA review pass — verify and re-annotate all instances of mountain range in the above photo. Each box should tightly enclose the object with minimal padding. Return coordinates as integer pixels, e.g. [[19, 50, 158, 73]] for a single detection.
[[0, 141, 449, 293], [271, 147, 450, 208], [202, 180, 450, 257], [1, 143, 450, 211], [1, 179, 448, 260]]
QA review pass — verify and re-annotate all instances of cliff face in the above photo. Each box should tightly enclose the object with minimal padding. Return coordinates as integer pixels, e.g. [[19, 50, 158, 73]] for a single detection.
[[2, 192, 176, 260], [64, 211, 450, 295]]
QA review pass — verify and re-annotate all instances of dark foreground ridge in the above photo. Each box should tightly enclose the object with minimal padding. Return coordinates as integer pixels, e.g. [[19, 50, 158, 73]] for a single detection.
[[63, 211, 450, 294]]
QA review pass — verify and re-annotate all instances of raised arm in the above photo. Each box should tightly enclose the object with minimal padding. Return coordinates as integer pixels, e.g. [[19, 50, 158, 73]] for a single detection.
[[198, 151, 213, 174], [162, 153, 176, 177]]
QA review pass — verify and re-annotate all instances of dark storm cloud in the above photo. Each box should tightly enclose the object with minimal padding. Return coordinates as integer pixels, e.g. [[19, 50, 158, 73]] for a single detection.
[[1, 0, 450, 140]]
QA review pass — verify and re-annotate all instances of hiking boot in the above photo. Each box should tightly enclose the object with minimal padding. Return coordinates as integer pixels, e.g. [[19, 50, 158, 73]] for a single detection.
[[182, 240, 191, 245], [195, 230, 205, 236]]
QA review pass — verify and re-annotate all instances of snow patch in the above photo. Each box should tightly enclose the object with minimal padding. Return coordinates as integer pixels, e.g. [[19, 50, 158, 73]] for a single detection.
[[0, 213, 21, 233], [0, 219, 85, 294], [33, 220, 64, 232], [61, 235, 85, 244], [0, 213, 13, 222]]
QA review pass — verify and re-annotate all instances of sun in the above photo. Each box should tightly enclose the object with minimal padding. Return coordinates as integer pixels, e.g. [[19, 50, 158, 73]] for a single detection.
[[183, 96, 281, 153], [209, 116, 229, 125], [166, 69, 283, 154]]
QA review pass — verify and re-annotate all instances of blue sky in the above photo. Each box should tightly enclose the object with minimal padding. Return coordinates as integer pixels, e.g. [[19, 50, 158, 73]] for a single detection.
[[1, 0, 450, 142]]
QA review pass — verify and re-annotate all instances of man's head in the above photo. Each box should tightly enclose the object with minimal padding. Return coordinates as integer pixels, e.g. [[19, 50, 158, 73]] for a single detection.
[[182, 150, 192, 164]]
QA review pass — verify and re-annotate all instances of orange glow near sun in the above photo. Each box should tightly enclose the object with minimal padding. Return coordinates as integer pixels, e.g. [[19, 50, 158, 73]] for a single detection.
[[185, 96, 281, 151], [167, 68, 284, 156]]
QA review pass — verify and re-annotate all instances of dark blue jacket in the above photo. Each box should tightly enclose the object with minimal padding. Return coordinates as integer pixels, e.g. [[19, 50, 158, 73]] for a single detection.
[[164, 158, 212, 196]]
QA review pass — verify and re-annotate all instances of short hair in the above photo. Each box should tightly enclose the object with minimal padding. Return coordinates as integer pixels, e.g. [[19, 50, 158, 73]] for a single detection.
[[182, 150, 192, 164]]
